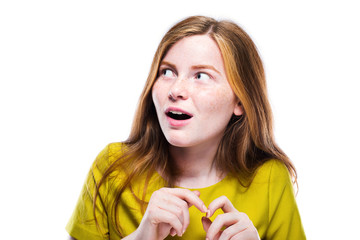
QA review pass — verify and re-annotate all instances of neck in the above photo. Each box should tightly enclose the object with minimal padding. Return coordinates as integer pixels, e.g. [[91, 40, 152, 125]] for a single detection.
[[169, 141, 225, 188]]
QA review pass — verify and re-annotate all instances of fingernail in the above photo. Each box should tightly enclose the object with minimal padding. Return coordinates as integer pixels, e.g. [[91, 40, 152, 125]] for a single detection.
[[206, 210, 211, 218], [202, 204, 207, 212]]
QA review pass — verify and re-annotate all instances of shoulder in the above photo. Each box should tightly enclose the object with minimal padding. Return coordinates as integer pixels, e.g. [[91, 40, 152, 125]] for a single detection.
[[90, 142, 128, 179], [255, 160, 296, 206], [252, 159, 292, 185], [94, 142, 126, 166], [97, 142, 126, 160]]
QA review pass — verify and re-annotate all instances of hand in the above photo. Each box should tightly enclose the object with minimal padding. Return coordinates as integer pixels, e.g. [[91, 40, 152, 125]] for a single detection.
[[134, 188, 207, 240], [201, 196, 260, 240]]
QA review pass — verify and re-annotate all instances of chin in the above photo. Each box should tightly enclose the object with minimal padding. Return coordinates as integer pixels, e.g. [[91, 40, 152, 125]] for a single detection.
[[166, 139, 189, 148], [165, 135, 192, 148]]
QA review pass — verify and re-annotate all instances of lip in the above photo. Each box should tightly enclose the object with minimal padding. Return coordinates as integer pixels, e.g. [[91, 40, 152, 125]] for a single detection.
[[165, 107, 193, 117], [165, 107, 193, 127]]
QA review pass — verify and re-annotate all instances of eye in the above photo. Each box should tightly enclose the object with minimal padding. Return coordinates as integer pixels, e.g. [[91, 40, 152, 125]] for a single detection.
[[195, 72, 210, 81], [162, 69, 175, 78]]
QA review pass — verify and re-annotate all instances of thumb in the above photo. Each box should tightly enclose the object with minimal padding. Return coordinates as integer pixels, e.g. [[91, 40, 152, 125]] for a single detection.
[[201, 217, 212, 232]]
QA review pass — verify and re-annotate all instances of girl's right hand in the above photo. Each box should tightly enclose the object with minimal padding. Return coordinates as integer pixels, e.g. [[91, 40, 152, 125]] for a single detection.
[[132, 188, 207, 240]]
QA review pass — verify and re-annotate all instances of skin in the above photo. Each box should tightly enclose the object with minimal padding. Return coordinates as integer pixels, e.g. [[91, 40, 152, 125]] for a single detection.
[[152, 35, 242, 151], [70, 35, 259, 240], [144, 35, 259, 240], [152, 35, 243, 189]]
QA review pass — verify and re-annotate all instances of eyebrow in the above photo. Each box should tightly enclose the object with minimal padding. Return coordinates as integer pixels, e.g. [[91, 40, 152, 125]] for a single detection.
[[192, 65, 220, 74], [160, 61, 176, 70], [160, 61, 220, 74]]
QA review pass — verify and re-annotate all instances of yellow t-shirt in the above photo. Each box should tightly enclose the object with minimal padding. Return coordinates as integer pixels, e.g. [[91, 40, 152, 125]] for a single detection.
[[66, 143, 306, 239]]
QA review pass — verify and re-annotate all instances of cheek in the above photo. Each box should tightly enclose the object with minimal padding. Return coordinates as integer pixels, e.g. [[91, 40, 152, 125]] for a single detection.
[[152, 81, 166, 110], [152, 81, 160, 103], [205, 87, 237, 113]]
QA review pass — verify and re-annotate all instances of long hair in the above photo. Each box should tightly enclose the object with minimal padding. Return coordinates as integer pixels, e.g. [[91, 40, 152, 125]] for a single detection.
[[94, 15, 297, 235]]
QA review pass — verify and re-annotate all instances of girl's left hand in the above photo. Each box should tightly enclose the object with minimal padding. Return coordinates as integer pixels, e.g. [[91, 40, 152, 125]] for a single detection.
[[201, 196, 260, 240]]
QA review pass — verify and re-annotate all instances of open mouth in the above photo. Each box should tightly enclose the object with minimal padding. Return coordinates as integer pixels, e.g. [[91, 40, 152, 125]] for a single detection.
[[166, 111, 192, 120]]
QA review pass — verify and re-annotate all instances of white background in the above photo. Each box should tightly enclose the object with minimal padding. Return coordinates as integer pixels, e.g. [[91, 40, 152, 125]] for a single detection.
[[1, 1, 359, 239]]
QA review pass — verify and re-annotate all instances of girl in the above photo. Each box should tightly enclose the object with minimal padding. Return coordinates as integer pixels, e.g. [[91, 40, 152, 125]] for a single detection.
[[67, 16, 306, 240]]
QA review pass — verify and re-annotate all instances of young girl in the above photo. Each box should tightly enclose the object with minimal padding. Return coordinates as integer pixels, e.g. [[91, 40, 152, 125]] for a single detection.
[[67, 16, 306, 240]]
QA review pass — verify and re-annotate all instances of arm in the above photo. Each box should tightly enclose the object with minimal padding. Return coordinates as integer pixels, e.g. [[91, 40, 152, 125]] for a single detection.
[[266, 161, 306, 239], [66, 145, 111, 239]]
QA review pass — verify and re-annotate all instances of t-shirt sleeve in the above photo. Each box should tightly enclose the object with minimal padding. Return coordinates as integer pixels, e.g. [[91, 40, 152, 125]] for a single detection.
[[66, 145, 111, 240], [266, 161, 306, 239]]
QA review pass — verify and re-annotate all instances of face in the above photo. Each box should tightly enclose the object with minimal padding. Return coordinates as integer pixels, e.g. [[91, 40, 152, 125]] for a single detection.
[[152, 35, 243, 149]]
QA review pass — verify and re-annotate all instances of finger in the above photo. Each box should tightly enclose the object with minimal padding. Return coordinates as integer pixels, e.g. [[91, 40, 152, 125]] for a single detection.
[[160, 188, 207, 213], [160, 188, 206, 212], [157, 194, 190, 233], [152, 208, 183, 236], [151, 189, 192, 232], [202, 217, 221, 239], [170, 228, 177, 237], [218, 222, 248, 240], [193, 190, 200, 197], [206, 213, 240, 240], [207, 195, 236, 218], [201, 217, 212, 232], [230, 228, 259, 240], [158, 203, 185, 231]]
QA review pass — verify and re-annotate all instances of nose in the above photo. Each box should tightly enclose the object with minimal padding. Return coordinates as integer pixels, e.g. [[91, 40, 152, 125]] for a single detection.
[[168, 77, 189, 101]]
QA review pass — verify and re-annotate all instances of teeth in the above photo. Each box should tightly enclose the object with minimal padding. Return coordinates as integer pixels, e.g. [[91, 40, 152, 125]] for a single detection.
[[167, 110, 191, 120], [170, 111, 183, 115]]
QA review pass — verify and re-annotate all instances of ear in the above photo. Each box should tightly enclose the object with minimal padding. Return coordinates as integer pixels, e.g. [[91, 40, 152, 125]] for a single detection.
[[233, 102, 244, 116]]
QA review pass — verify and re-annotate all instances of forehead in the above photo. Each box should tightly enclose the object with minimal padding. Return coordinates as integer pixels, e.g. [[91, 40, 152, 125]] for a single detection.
[[162, 35, 225, 71]]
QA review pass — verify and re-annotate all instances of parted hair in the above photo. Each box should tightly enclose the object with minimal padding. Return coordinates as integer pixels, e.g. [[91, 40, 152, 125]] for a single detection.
[[94, 15, 297, 235]]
